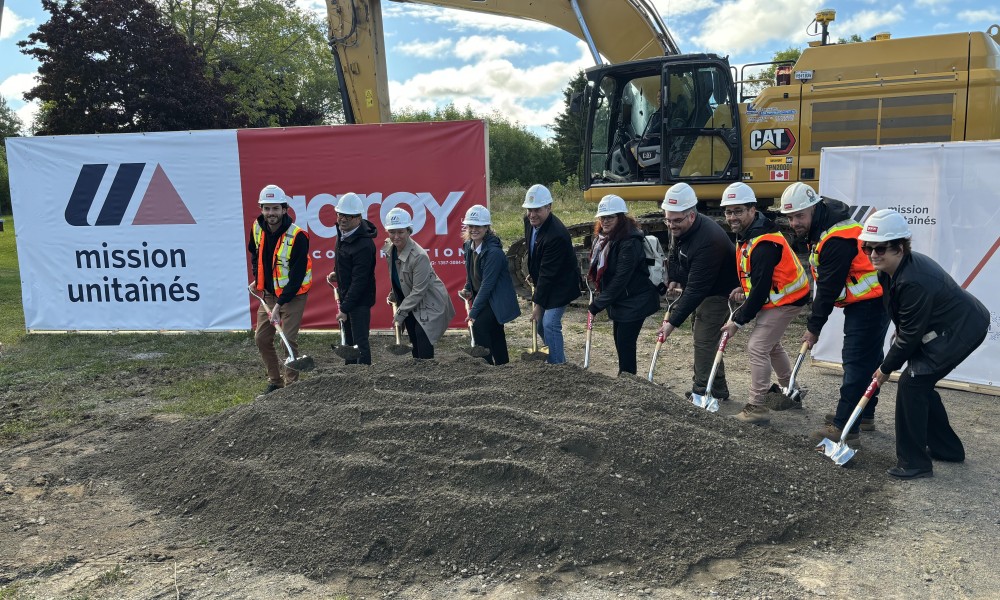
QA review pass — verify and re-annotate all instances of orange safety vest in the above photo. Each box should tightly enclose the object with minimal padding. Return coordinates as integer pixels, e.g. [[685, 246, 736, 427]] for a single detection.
[[253, 221, 312, 296], [737, 232, 809, 309], [809, 220, 882, 307]]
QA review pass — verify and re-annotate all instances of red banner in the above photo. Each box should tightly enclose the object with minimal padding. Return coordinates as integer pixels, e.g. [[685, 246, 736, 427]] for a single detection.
[[238, 121, 487, 329]]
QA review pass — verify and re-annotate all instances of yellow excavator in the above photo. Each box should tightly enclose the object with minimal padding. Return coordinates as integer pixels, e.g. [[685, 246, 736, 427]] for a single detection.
[[326, 2, 1000, 288]]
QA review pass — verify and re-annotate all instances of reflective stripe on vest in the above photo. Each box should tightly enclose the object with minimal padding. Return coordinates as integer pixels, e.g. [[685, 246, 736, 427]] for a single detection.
[[254, 221, 312, 296], [737, 232, 809, 308], [809, 220, 882, 307]]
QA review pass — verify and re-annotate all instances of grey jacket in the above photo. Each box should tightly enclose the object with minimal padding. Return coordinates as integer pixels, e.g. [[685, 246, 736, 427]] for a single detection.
[[383, 238, 457, 344]]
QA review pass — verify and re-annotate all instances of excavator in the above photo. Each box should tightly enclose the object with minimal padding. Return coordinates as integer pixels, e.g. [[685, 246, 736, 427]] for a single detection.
[[325, 1, 1000, 288]]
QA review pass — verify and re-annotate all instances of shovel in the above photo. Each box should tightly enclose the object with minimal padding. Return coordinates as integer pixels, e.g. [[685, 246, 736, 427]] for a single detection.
[[386, 298, 411, 356], [329, 285, 360, 361], [520, 284, 548, 362], [782, 341, 810, 402], [460, 294, 490, 358], [817, 377, 880, 466], [583, 281, 594, 369], [647, 292, 682, 382], [691, 299, 737, 413], [248, 286, 315, 373]]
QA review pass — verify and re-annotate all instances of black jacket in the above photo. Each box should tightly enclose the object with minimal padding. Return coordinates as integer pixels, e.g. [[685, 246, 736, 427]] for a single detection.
[[803, 198, 877, 336], [733, 212, 808, 325], [666, 213, 738, 327], [247, 213, 310, 306], [593, 228, 660, 323], [880, 251, 989, 376], [335, 219, 378, 312], [524, 213, 582, 308]]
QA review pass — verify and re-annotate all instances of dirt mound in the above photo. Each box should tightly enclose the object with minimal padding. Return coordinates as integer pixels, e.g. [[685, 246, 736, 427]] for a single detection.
[[75, 356, 889, 590]]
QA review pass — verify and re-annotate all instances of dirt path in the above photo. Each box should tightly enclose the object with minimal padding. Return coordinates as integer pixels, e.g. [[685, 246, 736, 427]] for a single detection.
[[1, 309, 998, 599]]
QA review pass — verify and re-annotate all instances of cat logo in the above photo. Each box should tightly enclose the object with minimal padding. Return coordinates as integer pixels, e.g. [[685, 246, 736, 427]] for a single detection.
[[749, 128, 796, 155]]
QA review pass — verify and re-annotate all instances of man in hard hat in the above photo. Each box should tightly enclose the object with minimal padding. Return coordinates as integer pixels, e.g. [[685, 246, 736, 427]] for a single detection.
[[325, 192, 378, 365], [721, 182, 810, 424], [861, 209, 988, 479], [780, 183, 888, 444], [655, 183, 739, 400], [249, 184, 312, 396], [523, 184, 582, 364]]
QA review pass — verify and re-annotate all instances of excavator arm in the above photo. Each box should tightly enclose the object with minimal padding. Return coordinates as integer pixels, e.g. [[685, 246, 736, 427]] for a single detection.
[[325, 0, 679, 123]]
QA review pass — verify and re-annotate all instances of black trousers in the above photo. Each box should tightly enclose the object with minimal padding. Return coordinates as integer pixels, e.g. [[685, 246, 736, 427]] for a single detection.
[[402, 314, 435, 359], [344, 307, 372, 365], [895, 371, 965, 471], [612, 318, 645, 375], [471, 303, 509, 365]]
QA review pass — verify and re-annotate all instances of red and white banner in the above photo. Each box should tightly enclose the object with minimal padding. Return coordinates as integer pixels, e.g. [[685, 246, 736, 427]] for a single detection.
[[6, 121, 487, 331]]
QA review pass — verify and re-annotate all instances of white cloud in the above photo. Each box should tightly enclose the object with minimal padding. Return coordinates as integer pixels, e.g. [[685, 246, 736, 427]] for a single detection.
[[292, 0, 326, 18], [454, 35, 527, 61], [652, 0, 721, 18], [1, 7, 35, 41], [836, 5, 906, 36], [384, 4, 555, 33], [15, 100, 40, 131], [0, 73, 39, 103], [958, 9, 1000, 23], [397, 39, 453, 59], [691, 0, 823, 55]]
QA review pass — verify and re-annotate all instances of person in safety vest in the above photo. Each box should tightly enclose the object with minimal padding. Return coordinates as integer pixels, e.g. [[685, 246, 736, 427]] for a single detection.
[[861, 210, 988, 479], [780, 183, 889, 444], [325, 192, 378, 365], [720, 182, 810, 425], [249, 184, 312, 396]]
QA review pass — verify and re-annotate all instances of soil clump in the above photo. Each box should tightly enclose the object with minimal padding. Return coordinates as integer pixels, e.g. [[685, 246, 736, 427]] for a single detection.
[[76, 355, 890, 591]]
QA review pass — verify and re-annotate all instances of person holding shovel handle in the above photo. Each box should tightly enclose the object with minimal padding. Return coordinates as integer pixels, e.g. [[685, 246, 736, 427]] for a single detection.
[[654, 183, 739, 399], [587, 195, 659, 376], [325, 192, 377, 365], [248, 184, 312, 397], [522, 184, 582, 364], [779, 183, 889, 444], [381, 207, 456, 359], [720, 182, 810, 425], [460, 204, 520, 365], [860, 210, 988, 480]]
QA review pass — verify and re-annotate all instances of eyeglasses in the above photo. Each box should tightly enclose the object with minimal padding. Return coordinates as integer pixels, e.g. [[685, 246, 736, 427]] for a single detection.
[[598, 215, 618, 222], [663, 215, 690, 225], [337, 213, 360, 220], [723, 208, 749, 217], [861, 244, 891, 256]]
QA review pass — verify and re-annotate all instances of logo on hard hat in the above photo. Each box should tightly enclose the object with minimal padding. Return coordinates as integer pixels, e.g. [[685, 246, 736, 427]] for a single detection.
[[390, 216, 401, 224], [866, 225, 879, 232], [783, 203, 792, 210], [805, 189, 816, 201], [265, 193, 276, 199], [668, 198, 678, 205], [727, 193, 736, 199]]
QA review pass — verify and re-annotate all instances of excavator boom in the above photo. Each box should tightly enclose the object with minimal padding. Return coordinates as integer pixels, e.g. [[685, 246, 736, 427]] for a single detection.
[[326, 0, 679, 123]]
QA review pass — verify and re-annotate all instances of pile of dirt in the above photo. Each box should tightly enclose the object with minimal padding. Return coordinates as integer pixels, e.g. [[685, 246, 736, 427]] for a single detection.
[[75, 356, 890, 591]]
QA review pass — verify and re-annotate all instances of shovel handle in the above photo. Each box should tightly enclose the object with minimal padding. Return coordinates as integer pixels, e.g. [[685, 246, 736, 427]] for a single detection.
[[389, 301, 402, 345], [647, 341, 663, 381], [786, 341, 810, 392], [839, 378, 880, 441]]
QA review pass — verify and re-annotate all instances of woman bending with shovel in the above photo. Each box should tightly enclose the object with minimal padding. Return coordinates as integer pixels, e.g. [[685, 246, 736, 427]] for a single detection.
[[587, 195, 660, 376], [460, 205, 521, 365], [381, 207, 456, 359]]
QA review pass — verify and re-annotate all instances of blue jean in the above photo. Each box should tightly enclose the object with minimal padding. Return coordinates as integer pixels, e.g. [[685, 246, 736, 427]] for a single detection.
[[536, 304, 567, 364], [833, 298, 890, 432]]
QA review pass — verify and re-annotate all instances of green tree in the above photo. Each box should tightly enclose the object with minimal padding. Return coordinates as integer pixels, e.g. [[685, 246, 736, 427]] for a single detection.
[[743, 46, 802, 99], [158, 0, 341, 127], [550, 70, 587, 182], [19, 0, 238, 135], [1, 97, 25, 214], [393, 104, 562, 187]]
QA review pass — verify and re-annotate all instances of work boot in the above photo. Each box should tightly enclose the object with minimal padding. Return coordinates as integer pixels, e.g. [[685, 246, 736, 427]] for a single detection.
[[257, 383, 283, 399], [733, 403, 770, 424], [824, 412, 875, 431], [810, 424, 860, 444]]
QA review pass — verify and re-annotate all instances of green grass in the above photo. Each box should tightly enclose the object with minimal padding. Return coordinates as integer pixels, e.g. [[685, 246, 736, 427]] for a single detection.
[[0, 213, 25, 346]]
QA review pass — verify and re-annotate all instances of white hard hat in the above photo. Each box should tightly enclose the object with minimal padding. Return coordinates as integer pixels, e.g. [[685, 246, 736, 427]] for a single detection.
[[258, 184, 288, 205], [661, 182, 697, 212], [383, 207, 412, 230], [336, 192, 365, 216], [522, 184, 553, 209], [595, 194, 628, 218], [720, 182, 757, 206], [859, 209, 912, 242], [779, 182, 821, 214], [463, 204, 492, 226]]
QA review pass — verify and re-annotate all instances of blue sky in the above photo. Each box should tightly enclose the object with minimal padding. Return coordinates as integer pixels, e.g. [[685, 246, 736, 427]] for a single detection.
[[3, 0, 1000, 137]]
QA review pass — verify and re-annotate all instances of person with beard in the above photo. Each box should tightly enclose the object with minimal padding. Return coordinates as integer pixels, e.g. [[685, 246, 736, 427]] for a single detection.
[[248, 184, 312, 396]]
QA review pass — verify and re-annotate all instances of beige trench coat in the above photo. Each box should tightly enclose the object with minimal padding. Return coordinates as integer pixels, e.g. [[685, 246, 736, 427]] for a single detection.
[[383, 238, 456, 344]]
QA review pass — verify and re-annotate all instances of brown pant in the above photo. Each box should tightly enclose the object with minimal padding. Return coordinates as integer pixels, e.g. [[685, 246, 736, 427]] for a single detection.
[[255, 292, 308, 386], [746, 304, 802, 406]]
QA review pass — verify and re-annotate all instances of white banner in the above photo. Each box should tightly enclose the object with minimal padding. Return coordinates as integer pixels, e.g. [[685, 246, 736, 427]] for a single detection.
[[814, 141, 1000, 388], [7, 131, 249, 330]]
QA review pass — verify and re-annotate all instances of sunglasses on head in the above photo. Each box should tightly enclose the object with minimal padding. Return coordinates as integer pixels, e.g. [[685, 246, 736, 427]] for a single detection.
[[861, 244, 891, 256]]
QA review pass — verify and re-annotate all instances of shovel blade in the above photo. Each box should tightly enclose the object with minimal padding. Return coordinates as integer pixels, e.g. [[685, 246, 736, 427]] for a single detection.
[[386, 344, 412, 356], [816, 438, 856, 466], [520, 351, 547, 362], [463, 345, 491, 358], [284, 354, 315, 372], [690, 393, 720, 413], [331, 343, 360, 361]]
